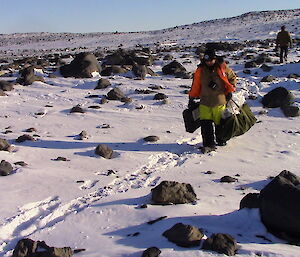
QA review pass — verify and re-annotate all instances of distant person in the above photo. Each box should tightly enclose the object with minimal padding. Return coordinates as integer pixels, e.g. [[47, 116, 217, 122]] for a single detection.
[[188, 49, 237, 153], [275, 25, 292, 63]]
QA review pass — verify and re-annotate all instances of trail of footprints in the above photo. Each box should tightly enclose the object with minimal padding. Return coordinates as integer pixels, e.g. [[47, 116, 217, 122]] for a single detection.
[[0, 148, 195, 254]]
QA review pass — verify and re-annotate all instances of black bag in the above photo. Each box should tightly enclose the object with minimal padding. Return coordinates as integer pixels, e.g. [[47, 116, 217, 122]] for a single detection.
[[182, 104, 201, 133], [217, 101, 257, 142]]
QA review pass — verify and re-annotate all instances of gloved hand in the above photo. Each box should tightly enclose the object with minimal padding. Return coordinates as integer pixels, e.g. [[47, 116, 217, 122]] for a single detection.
[[188, 98, 198, 109], [225, 92, 232, 102]]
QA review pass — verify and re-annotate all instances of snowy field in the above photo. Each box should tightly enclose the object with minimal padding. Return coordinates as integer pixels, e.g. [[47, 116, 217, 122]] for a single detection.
[[0, 9, 300, 257]]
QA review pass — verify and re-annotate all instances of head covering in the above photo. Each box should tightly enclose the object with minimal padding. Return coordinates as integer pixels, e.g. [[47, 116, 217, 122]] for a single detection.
[[203, 49, 216, 61], [281, 25, 286, 30]]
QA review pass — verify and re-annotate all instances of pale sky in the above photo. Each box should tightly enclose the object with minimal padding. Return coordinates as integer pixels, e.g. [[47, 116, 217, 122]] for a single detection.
[[1, 0, 299, 34]]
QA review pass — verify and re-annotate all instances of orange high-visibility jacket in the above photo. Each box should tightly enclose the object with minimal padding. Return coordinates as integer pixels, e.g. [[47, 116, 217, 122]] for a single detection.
[[189, 63, 236, 99]]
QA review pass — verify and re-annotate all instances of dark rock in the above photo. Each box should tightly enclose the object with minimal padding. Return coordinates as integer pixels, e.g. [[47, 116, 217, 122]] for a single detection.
[[0, 89, 6, 96], [163, 54, 173, 60], [0, 160, 13, 176], [135, 89, 156, 94], [281, 105, 300, 117], [202, 233, 237, 256], [239, 193, 260, 209], [244, 61, 257, 68], [78, 130, 89, 140], [141, 247, 161, 257], [132, 63, 147, 80], [153, 93, 168, 100], [220, 176, 238, 183], [95, 144, 114, 159], [0, 138, 11, 151], [14, 161, 28, 167], [16, 134, 35, 143], [260, 64, 273, 72], [243, 69, 251, 74], [260, 75, 276, 83], [0, 80, 14, 91], [52, 157, 70, 161], [287, 73, 300, 79], [25, 127, 37, 132], [143, 136, 159, 142], [60, 52, 101, 78], [147, 216, 167, 225], [107, 87, 126, 100], [162, 60, 187, 76], [151, 181, 197, 204], [101, 65, 127, 76], [162, 223, 203, 247], [70, 105, 85, 113], [16, 66, 44, 86], [261, 87, 294, 108], [95, 78, 111, 89], [259, 171, 300, 242]]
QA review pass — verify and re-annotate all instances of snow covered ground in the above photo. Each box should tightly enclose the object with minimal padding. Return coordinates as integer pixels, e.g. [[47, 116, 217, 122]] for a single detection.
[[0, 9, 300, 257]]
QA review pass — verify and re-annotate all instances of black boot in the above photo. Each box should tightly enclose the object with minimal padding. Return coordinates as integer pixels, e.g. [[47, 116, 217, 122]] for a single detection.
[[215, 125, 227, 146], [200, 120, 216, 153]]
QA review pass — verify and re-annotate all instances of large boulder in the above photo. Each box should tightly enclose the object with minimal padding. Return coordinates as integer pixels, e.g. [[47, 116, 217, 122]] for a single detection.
[[162, 223, 203, 247], [261, 87, 295, 108], [60, 52, 101, 78], [151, 181, 197, 204], [259, 170, 300, 242]]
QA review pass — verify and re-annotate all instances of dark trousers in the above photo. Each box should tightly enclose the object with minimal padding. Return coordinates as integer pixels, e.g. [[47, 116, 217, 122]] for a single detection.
[[200, 120, 226, 147], [280, 46, 288, 63]]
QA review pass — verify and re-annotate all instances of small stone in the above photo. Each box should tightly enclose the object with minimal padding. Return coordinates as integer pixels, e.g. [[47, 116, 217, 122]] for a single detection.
[[95, 144, 114, 159], [70, 105, 85, 113], [143, 136, 159, 142], [0, 160, 13, 176], [220, 176, 238, 183], [16, 134, 35, 143]]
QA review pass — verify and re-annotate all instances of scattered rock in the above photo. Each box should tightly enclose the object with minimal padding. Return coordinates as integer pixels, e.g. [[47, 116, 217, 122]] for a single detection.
[[16, 66, 45, 85], [239, 193, 260, 209], [0, 138, 11, 151], [147, 216, 167, 225], [260, 75, 276, 83], [95, 144, 114, 159], [281, 105, 300, 117], [52, 157, 70, 161], [202, 233, 237, 256], [143, 136, 159, 142], [16, 134, 35, 143], [153, 93, 168, 100], [141, 247, 161, 257], [220, 176, 238, 183], [0, 160, 13, 176], [70, 105, 85, 113], [162, 60, 187, 76], [14, 161, 28, 167], [162, 223, 204, 247], [107, 87, 126, 100], [25, 127, 37, 132], [260, 64, 273, 72], [287, 73, 300, 79], [151, 181, 197, 204], [95, 78, 111, 89], [78, 130, 89, 140], [0, 80, 14, 91]]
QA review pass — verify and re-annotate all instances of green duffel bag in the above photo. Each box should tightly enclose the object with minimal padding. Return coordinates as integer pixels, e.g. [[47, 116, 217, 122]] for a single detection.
[[218, 101, 257, 142]]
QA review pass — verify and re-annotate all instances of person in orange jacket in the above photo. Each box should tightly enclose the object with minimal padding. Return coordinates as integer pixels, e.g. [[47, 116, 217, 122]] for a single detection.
[[188, 48, 237, 153]]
